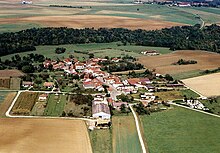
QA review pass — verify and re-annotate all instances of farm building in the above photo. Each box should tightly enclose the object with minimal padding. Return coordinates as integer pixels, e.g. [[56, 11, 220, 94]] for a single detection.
[[92, 103, 111, 119], [141, 50, 159, 56], [0, 70, 25, 90], [38, 94, 48, 101]]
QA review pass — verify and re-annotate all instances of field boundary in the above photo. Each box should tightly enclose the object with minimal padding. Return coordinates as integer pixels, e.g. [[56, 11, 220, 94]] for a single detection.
[[169, 102, 220, 118], [129, 104, 148, 153]]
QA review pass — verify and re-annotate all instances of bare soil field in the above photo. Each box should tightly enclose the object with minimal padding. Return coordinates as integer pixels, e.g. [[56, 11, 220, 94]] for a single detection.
[[0, 15, 183, 30], [138, 50, 220, 74], [182, 72, 220, 97], [0, 118, 92, 153], [0, 92, 16, 117]]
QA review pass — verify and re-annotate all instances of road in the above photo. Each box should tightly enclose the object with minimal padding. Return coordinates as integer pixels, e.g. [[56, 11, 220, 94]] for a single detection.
[[129, 104, 148, 153], [5, 90, 95, 121], [168, 102, 220, 118]]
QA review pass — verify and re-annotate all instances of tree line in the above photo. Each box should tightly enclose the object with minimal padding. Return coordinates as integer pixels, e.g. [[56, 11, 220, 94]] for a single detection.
[[0, 24, 220, 56]]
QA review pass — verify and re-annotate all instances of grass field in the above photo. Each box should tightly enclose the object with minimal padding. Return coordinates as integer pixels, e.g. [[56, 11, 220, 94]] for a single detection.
[[0, 42, 170, 61], [112, 115, 142, 153], [12, 92, 38, 115], [89, 129, 112, 153], [43, 94, 67, 116], [180, 89, 200, 99], [0, 118, 92, 153], [140, 106, 220, 153], [172, 70, 203, 80], [202, 97, 220, 115]]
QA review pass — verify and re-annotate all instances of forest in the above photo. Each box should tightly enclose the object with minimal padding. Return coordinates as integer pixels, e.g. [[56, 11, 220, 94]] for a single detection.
[[0, 24, 220, 56]]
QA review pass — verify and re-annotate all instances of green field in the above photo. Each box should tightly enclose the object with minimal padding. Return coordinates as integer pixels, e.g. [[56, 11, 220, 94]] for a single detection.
[[89, 129, 113, 153], [0, 42, 171, 61], [140, 107, 220, 153], [112, 115, 142, 153], [43, 94, 67, 116], [172, 70, 203, 80], [180, 89, 200, 99], [202, 97, 220, 115]]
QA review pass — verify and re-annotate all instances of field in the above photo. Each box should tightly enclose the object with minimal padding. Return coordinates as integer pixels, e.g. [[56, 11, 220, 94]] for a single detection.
[[0, 42, 170, 61], [138, 50, 220, 75], [1, 0, 220, 33], [112, 115, 142, 153], [12, 92, 39, 115], [89, 129, 112, 153], [140, 106, 220, 153], [43, 94, 67, 116], [202, 97, 220, 115], [182, 72, 220, 97], [0, 92, 16, 117], [0, 118, 92, 153]]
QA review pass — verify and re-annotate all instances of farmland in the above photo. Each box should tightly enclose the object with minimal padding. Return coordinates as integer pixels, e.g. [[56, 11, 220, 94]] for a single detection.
[[43, 94, 67, 116], [0, 92, 16, 117], [0, 118, 92, 153], [138, 50, 220, 75], [0, 0, 220, 33], [182, 72, 220, 97], [11, 92, 39, 115], [140, 107, 220, 153], [89, 129, 112, 153], [112, 115, 142, 153], [0, 42, 171, 61]]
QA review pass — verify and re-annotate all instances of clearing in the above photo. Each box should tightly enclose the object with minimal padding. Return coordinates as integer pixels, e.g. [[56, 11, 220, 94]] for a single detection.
[[112, 115, 142, 153], [138, 50, 220, 75], [0, 118, 92, 153], [140, 106, 220, 153], [182, 72, 220, 97]]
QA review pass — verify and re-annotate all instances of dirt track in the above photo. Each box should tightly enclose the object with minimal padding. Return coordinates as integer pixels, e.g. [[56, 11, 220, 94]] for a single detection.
[[138, 50, 220, 74], [0, 15, 184, 30], [0, 118, 92, 153], [182, 72, 220, 97]]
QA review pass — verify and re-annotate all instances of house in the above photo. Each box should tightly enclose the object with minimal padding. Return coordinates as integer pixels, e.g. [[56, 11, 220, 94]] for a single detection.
[[141, 50, 159, 56], [43, 82, 54, 88], [111, 58, 121, 63], [22, 81, 34, 88], [178, 2, 191, 7], [38, 93, 48, 101], [75, 62, 85, 70], [83, 81, 95, 89], [113, 102, 128, 110], [92, 103, 111, 119]]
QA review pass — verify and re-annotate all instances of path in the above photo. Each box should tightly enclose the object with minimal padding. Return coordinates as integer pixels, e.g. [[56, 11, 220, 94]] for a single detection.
[[129, 104, 148, 153], [168, 102, 220, 118], [5, 91, 95, 121]]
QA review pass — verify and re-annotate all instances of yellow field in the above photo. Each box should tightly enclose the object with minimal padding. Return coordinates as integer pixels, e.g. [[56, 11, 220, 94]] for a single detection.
[[0, 118, 92, 153], [182, 72, 220, 97]]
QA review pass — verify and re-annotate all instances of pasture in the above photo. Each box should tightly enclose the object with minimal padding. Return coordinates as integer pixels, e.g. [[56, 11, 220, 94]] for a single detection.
[[112, 115, 142, 153], [11, 92, 39, 115], [182, 72, 220, 97], [138, 50, 220, 75], [0, 42, 170, 61], [140, 106, 220, 153], [0, 118, 92, 153]]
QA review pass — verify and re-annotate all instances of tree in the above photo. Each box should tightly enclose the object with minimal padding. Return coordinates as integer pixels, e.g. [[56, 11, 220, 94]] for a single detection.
[[22, 65, 35, 73], [165, 74, 173, 81], [55, 47, 66, 54], [89, 53, 94, 59], [120, 104, 127, 113]]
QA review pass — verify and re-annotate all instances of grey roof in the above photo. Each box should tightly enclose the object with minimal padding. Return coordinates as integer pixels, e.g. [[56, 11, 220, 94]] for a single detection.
[[92, 103, 110, 115]]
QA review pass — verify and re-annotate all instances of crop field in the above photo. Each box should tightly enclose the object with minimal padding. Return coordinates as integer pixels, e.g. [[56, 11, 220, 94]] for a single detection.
[[138, 50, 220, 75], [0, 118, 92, 153], [43, 94, 67, 116], [112, 115, 142, 153], [11, 92, 39, 115], [0, 92, 16, 117], [182, 72, 220, 97], [89, 129, 112, 153], [0, 42, 170, 61], [140, 106, 220, 153], [1, 0, 220, 33]]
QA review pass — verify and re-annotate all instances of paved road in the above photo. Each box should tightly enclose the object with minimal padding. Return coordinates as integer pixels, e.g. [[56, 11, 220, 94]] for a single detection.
[[129, 104, 148, 153]]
